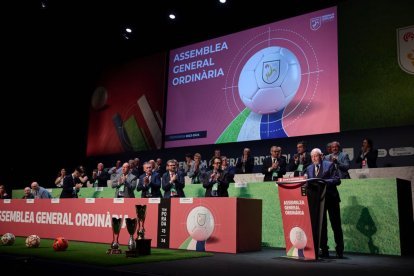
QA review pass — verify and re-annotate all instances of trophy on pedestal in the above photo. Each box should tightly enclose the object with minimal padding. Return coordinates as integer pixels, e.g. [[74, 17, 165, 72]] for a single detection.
[[125, 218, 138, 257], [135, 204, 151, 255], [136, 205, 147, 240], [107, 217, 123, 254]]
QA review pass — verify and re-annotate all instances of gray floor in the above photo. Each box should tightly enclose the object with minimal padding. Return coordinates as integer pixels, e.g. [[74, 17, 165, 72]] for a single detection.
[[3, 248, 414, 276]]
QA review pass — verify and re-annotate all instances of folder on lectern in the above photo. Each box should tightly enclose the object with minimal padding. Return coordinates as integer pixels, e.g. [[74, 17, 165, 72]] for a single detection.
[[276, 177, 327, 260]]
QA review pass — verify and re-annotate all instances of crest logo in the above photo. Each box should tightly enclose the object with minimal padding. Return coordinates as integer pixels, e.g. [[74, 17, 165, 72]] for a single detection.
[[397, 26, 414, 74], [262, 60, 280, 84], [197, 213, 206, 226], [310, 17, 321, 31]]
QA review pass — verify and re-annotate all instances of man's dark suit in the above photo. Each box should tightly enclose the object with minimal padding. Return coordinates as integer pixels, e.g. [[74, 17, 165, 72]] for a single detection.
[[137, 172, 162, 198], [60, 174, 80, 198], [235, 157, 254, 173], [306, 160, 343, 257], [202, 169, 230, 197], [96, 170, 110, 187], [262, 156, 287, 181], [162, 171, 186, 198], [287, 152, 311, 176]]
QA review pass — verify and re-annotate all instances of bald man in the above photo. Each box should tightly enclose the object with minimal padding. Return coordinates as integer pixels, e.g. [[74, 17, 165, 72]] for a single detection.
[[31, 182, 52, 199]]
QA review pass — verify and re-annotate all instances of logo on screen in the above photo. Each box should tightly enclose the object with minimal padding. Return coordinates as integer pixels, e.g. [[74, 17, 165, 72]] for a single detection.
[[262, 60, 280, 84], [310, 17, 321, 31]]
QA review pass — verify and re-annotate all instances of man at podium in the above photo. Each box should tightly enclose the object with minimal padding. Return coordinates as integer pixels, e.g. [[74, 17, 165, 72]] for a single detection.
[[305, 148, 344, 258]]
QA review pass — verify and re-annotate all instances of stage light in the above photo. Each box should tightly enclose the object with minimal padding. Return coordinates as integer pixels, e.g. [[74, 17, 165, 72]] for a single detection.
[[169, 13, 176, 20]]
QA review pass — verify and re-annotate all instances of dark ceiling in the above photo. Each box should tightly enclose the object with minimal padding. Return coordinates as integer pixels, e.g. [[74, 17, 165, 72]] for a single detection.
[[1, 0, 345, 187], [8, 0, 344, 63]]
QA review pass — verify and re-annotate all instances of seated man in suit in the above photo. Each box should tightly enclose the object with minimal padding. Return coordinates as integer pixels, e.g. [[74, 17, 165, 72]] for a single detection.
[[262, 146, 287, 181], [22, 187, 34, 199], [112, 162, 138, 198], [202, 157, 230, 197], [162, 159, 185, 198], [31, 182, 52, 199], [137, 162, 162, 198], [305, 148, 343, 259]]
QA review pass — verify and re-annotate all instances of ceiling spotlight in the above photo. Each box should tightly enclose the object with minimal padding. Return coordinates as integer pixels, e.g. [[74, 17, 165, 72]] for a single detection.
[[125, 28, 132, 33], [169, 13, 176, 20], [219, 0, 227, 3]]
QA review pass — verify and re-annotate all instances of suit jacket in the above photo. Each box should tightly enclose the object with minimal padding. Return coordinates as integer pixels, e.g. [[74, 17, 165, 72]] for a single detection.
[[187, 161, 207, 184], [95, 170, 110, 187], [162, 171, 186, 198], [33, 187, 52, 199], [324, 152, 351, 179], [112, 172, 137, 198], [60, 174, 80, 198], [235, 157, 254, 173], [355, 149, 378, 168], [262, 156, 287, 181], [137, 172, 162, 198], [287, 152, 312, 175], [305, 160, 341, 203], [202, 169, 230, 197]]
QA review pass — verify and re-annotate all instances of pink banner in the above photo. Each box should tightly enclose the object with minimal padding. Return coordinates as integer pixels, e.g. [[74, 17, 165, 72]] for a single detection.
[[0, 198, 159, 247], [0, 198, 261, 254], [277, 178, 316, 260]]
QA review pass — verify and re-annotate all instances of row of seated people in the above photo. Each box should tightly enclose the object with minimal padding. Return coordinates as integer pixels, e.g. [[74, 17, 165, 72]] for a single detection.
[[187, 140, 368, 184], [59, 157, 233, 199], [52, 138, 376, 190]]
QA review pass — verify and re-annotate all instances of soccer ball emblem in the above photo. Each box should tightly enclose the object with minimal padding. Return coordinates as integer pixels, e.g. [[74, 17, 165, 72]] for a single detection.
[[238, 46, 301, 114], [289, 227, 307, 249], [1, 233, 15, 245], [25, 235, 40, 248], [186, 206, 215, 241], [53, 237, 69, 251]]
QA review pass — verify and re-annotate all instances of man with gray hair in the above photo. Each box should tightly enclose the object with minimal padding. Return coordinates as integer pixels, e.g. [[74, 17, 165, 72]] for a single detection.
[[112, 162, 138, 198], [305, 148, 343, 259], [31, 182, 52, 199], [324, 141, 350, 179]]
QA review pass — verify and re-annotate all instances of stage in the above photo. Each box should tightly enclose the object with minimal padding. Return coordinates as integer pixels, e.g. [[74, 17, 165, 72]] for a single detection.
[[2, 246, 413, 276]]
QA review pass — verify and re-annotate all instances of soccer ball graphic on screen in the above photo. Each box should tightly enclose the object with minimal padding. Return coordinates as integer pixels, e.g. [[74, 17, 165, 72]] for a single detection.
[[25, 235, 41, 248], [238, 46, 301, 114], [289, 226, 307, 249], [186, 206, 215, 241], [1, 233, 15, 245]]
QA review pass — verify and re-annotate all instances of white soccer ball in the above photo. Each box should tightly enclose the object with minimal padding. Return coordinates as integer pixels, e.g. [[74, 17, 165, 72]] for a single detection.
[[1, 233, 15, 245], [25, 235, 41, 248], [289, 226, 307, 249], [186, 206, 215, 241], [238, 46, 301, 114]]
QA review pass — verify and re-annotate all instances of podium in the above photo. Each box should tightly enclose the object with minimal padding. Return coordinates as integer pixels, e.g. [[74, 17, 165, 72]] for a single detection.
[[276, 177, 327, 260]]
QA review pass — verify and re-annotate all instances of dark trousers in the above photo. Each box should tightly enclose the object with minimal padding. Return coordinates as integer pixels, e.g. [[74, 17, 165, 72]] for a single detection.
[[320, 200, 344, 254]]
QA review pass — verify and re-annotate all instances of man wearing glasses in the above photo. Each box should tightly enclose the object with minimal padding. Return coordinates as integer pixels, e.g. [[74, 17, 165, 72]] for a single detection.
[[202, 157, 230, 197]]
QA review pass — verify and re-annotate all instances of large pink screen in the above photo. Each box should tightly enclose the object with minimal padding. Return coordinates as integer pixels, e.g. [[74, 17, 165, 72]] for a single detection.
[[165, 7, 339, 148]]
